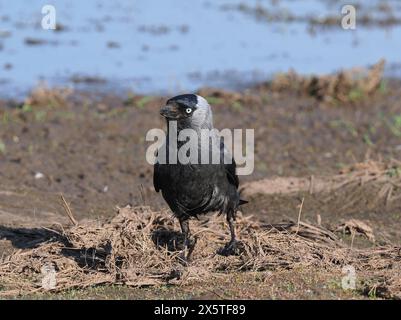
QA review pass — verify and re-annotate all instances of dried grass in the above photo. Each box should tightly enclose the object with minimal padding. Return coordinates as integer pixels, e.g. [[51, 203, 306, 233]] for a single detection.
[[335, 219, 375, 242], [0, 203, 400, 298], [242, 159, 401, 209], [24, 84, 73, 107], [266, 59, 385, 103]]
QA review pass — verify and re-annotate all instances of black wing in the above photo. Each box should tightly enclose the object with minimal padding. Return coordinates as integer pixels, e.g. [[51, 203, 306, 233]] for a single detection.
[[220, 141, 239, 188], [153, 148, 162, 192], [153, 161, 161, 192]]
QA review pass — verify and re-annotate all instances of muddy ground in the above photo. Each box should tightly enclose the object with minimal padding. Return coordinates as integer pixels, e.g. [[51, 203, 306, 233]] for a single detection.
[[1, 79, 401, 299]]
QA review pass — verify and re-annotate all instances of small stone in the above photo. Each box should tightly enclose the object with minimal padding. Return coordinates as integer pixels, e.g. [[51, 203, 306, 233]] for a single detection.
[[35, 172, 45, 179]]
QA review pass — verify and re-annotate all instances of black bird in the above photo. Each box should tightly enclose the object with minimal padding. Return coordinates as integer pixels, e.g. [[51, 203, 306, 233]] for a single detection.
[[153, 94, 247, 261]]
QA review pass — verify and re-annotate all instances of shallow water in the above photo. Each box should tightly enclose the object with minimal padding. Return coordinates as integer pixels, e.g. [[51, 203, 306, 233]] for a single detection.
[[0, 0, 400, 98]]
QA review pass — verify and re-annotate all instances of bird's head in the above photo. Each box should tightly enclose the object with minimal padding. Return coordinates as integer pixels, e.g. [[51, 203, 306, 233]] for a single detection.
[[160, 94, 213, 129]]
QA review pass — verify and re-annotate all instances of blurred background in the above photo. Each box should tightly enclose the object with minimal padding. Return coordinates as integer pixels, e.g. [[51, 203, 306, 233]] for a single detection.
[[1, 0, 401, 98]]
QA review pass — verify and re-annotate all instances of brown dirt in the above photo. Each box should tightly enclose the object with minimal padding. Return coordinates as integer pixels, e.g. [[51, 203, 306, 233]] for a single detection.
[[1, 69, 401, 299], [225, 3, 401, 29], [241, 160, 401, 244]]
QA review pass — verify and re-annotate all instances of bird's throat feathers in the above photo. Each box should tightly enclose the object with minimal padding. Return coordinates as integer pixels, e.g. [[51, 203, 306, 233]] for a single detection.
[[166, 119, 219, 148]]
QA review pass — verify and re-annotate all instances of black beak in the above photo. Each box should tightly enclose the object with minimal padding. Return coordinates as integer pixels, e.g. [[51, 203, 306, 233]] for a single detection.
[[160, 104, 179, 119]]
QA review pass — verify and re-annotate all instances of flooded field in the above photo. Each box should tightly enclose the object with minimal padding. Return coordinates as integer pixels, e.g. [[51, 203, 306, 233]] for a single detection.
[[1, 0, 401, 97]]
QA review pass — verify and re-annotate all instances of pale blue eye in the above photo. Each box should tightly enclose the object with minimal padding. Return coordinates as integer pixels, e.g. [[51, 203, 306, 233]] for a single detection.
[[186, 108, 192, 114]]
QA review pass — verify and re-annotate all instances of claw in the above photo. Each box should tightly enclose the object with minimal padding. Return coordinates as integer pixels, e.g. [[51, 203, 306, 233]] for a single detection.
[[178, 236, 198, 265], [178, 253, 189, 266], [218, 239, 244, 256]]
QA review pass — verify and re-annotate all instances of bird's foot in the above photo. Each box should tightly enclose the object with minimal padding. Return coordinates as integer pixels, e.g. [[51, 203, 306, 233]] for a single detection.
[[217, 239, 244, 256], [177, 236, 198, 266], [177, 253, 189, 266]]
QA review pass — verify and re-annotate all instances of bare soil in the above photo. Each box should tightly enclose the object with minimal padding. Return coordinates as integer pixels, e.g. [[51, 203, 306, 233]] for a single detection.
[[1, 77, 401, 299]]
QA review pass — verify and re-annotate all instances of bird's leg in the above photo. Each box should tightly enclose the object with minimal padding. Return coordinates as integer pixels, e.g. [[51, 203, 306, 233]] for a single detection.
[[227, 214, 237, 246], [178, 218, 197, 264], [218, 214, 244, 256]]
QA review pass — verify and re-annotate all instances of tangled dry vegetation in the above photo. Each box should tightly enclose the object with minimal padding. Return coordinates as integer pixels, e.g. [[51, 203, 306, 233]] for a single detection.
[[196, 60, 387, 107], [263, 59, 386, 103], [23, 84, 73, 108], [243, 160, 401, 211], [0, 180, 400, 299]]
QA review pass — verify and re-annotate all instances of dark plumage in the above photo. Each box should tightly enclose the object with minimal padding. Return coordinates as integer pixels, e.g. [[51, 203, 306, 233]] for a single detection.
[[154, 94, 247, 261]]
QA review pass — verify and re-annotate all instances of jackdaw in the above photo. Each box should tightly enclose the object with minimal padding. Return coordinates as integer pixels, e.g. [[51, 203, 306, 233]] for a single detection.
[[153, 94, 247, 261]]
